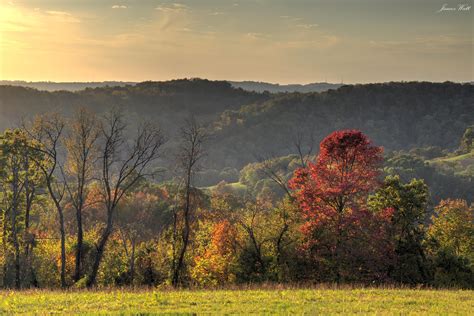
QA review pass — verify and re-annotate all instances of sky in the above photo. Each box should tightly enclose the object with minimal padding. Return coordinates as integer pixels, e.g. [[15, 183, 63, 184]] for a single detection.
[[0, 0, 472, 84]]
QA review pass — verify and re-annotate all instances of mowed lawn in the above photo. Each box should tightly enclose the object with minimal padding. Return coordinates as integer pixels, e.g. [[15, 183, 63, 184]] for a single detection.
[[0, 288, 472, 315]]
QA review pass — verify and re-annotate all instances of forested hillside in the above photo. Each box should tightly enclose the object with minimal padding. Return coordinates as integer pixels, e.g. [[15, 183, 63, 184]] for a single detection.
[[208, 82, 474, 169], [0, 79, 268, 137], [1, 80, 473, 173], [2, 80, 473, 191]]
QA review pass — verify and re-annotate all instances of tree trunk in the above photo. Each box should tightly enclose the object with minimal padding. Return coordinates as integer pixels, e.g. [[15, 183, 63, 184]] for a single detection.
[[87, 213, 113, 288], [129, 240, 135, 285], [275, 223, 288, 281], [24, 171, 35, 288], [74, 209, 83, 282], [334, 201, 344, 283], [58, 209, 67, 288], [249, 229, 265, 275], [12, 219, 21, 289], [47, 181, 67, 288], [172, 173, 191, 287], [11, 166, 21, 289], [172, 211, 190, 287]]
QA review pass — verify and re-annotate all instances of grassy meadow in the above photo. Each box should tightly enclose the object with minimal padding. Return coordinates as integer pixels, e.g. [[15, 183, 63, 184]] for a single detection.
[[1, 287, 472, 315]]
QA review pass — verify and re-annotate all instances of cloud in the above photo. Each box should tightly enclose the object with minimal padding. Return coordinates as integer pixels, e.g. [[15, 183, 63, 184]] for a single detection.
[[155, 3, 189, 13], [244, 32, 267, 40], [296, 23, 319, 29], [280, 15, 303, 21], [112, 5, 127, 9], [209, 11, 225, 16], [45, 10, 80, 23], [46, 10, 71, 16]]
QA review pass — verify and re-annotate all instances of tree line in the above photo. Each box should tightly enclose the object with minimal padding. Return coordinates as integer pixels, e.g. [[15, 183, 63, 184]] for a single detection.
[[0, 110, 472, 289]]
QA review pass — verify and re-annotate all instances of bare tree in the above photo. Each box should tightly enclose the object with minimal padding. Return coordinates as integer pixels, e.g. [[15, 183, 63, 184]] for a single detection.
[[63, 108, 100, 282], [251, 124, 316, 280], [255, 155, 293, 199], [86, 109, 165, 287], [27, 114, 67, 288], [292, 126, 316, 168], [171, 118, 206, 287]]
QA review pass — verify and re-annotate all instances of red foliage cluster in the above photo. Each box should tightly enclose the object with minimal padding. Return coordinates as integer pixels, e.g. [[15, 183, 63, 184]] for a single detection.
[[289, 130, 392, 281]]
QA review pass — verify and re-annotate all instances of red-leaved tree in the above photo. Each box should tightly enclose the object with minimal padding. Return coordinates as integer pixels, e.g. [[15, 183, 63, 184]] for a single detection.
[[289, 130, 393, 282]]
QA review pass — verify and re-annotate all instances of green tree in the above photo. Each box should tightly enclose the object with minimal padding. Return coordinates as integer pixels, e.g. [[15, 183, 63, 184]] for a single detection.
[[0, 129, 44, 288], [429, 199, 473, 260], [457, 125, 474, 154], [426, 199, 473, 288], [368, 175, 430, 284]]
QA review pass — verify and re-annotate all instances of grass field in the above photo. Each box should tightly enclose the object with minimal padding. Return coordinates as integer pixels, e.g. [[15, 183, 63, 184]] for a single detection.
[[1, 287, 473, 315]]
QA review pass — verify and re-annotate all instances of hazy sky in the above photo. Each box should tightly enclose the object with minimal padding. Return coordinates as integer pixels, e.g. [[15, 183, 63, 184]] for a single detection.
[[0, 0, 472, 83]]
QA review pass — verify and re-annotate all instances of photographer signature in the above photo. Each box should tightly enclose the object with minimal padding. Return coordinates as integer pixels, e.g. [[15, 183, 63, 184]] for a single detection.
[[437, 3, 471, 12]]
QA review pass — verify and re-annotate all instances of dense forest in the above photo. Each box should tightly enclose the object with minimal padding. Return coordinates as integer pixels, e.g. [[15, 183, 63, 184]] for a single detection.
[[0, 80, 472, 289]]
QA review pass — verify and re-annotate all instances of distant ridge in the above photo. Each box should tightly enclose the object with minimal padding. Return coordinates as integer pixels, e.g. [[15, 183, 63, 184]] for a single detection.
[[229, 81, 344, 93], [0, 80, 344, 93], [0, 80, 136, 92]]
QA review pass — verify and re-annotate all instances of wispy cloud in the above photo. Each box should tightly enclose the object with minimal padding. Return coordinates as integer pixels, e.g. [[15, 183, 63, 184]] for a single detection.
[[112, 5, 127, 9], [155, 3, 189, 13], [296, 23, 319, 29], [46, 10, 71, 16], [280, 15, 303, 22], [209, 11, 225, 16], [244, 32, 267, 40], [45, 10, 80, 23]]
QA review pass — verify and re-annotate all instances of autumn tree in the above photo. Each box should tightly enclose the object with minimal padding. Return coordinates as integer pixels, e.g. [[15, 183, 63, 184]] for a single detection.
[[192, 220, 238, 286], [289, 130, 385, 282], [428, 199, 473, 260], [27, 114, 68, 288], [424, 199, 474, 288], [171, 118, 206, 287], [63, 107, 100, 282], [86, 109, 164, 287]]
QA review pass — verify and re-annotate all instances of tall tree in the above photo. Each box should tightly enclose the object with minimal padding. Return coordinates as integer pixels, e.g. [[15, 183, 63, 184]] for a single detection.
[[0, 129, 47, 288], [86, 109, 164, 287], [368, 175, 430, 283], [171, 118, 206, 287], [63, 108, 100, 282], [27, 114, 68, 288], [289, 130, 384, 282]]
